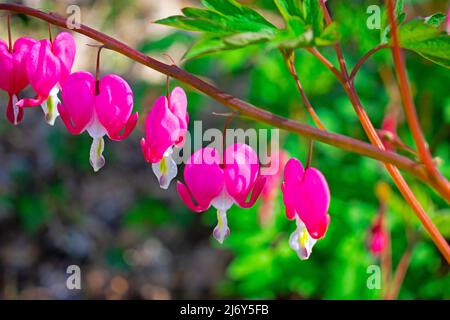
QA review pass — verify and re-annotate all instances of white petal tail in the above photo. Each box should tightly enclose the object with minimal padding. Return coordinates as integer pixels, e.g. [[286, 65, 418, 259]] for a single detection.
[[289, 217, 318, 260], [152, 152, 177, 190], [89, 136, 105, 172], [12, 94, 19, 125], [211, 190, 234, 244], [41, 87, 61, 126], [213, 209, 230, 244]]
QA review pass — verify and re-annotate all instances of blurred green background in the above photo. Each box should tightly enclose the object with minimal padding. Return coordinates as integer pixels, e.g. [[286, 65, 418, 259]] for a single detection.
[[0, 0, 448, 299]]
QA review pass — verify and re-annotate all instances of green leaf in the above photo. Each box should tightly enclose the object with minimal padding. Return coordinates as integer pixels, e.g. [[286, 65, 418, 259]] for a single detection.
[[155, 15, 222, 33], [274, 0, 304, 22], [183, 37, 229, 60], [201, 0, 275, 29], [397, 15, 450, 68], [271, 17, 312, 49], [138, 32, 192, 53], [303, 0, 324, 37], [315, 22, 340, 46], [223, 32, 274, 47], [424, 13, 446, 27], [394, 0, 405, 19]]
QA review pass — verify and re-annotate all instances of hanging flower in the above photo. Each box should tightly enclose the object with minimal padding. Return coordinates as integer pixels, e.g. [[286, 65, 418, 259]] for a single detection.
[[0, 36, 37, 124], [368, 181, 390, 256], [369, 217, 388, 256], [141, 87, 189, 189], [57, 71, 138, 172], [16, 32, 76, 125], [177, 144, 266, 243], [281, 158, 330, 260]]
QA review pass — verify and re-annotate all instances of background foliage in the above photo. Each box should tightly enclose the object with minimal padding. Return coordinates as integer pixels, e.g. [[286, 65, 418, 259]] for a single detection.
[[0, 0, 448, 299]]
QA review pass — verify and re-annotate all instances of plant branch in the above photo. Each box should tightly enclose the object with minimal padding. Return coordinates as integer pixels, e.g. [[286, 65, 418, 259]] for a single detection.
[[0, 3, 432, 184], [282, 50, 327, 130], [306, 47, 344, 84], [350, 44, 390, 81], [385, 241, 416, 300], [2, 3, 450, 256], [386, 0, 450, 196], [318, 0, 450, 263]]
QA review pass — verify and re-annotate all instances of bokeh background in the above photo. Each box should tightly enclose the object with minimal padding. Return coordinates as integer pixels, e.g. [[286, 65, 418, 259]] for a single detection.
[[0, 0, 449, 299]]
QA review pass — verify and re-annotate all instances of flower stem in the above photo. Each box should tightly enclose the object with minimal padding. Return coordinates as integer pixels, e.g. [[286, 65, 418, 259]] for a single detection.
[[95, 45, 105, 95], [305, 140, 314, 169], [48, 22, 53, 44], [7, 14, 12, 51], [386, 0, 450, 196], [282, 50, 327, 130], [349, 44, 390, 82]]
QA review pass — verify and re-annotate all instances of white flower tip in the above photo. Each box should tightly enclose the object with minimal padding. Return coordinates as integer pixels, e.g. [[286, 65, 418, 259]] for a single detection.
[[12, 95, 19, 125], [213, 209, 230, 244], [152, 153, 177, 190], [89, 137, 105, 173], [42, 88, 60, 126], [289, 218, 317, 261], [90, 156, 105, 173]]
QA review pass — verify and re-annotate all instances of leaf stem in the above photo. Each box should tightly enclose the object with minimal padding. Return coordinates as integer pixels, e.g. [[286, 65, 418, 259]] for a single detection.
[[282, 50, 327, 130], [349, 44, 390, 81]]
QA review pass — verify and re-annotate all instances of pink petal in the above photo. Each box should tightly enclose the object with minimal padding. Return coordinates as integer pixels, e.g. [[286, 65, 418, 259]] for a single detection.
[[52, 32, 76, 85], [224, 143, 260, 204], [235, 175, 266, 208], [0, 37, 36, 95], [95, 74, 134, 139], [58, 71, 95, 134], [296, 168, 331, 239], [169, 87, 188, 147], [12, 37, 38, 93], [142, 96, 181, 163], [281, 158, 304, 220], [18, 39, 61, 107], [0, 40, 14, 93], [177, 147, 224, 212]]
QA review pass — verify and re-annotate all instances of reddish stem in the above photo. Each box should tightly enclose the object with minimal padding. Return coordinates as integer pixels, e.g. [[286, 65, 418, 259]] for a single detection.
[[283, 51, 327, 130], [48, 22, 53, 44], [7, 14, 12, 51], [386, 0, 450, 196], [319, 0, 450, 263], [350, 44, 390, 81], [305, 140, 314, 169], [95, 45, 105, 95]]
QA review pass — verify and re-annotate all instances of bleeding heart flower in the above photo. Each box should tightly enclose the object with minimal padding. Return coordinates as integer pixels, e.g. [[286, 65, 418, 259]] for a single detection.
[[0, 37, 37, 124], [177, 144, 266, 243], [141, 87, 189, 189], [16, 32, 76, 125], [369, 217, 388, 256], [281, 158, 330, 260], [57, 71, 138, 172]]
